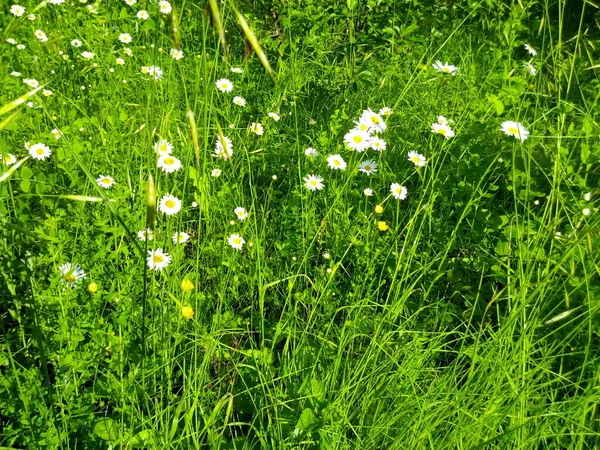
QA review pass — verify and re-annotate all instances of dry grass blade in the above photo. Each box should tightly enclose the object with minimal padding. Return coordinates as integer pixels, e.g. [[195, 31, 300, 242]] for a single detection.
[[59, 195, 115, 202], [234, 7, 275, 79], [0, 85, 44, 116], [0, 156, 29, 182]]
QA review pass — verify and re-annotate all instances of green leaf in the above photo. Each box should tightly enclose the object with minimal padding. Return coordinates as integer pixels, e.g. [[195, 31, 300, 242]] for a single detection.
[[93, 418, 120, 442], [295, 408, 319, 433], [129, 430, 153, 448]]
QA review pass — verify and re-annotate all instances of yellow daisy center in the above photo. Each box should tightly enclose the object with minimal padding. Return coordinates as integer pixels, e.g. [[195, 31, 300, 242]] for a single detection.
[[439, 128, 447, 135], [102, 178, 111, 184], [164, 157, 174, 165], [221, 83, 228, 89], [371, 117, 380, 124], [353, 135, 363, 143], [411, 156, 419, 163], [153, 255, 164, 263], [64, 274, 76, 283], [508, 127, 518, 134], [165, 199, 176, 208], [333, 160, 340, 166], [36, 148, 44, 155], [364, 165, 371, 171], [233, 238, 241, 245], [442, 67, 450, 72], [310, 180, 317, 186]]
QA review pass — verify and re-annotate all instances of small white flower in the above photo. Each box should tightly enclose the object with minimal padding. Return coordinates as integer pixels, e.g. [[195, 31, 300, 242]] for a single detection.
[[584, 192, 592, 202], [327, 154, 347, 171], [370, 136, 386, 151], [363, 188, 373, 197], [304, 147, 318, 158], [432, 60, 458, 75], [137, 10, 149, 20], [172, 231, 190, 244], [211, 168, 222, 177], [390, 183, 407, 200], [29, 143, 51, 160], [215, 135, 233, 160], [34, 29, 48, 43], [116, 57, 125, 65], [81, 51, 95, 60], [268, 112, 280, 121], [16, 44, 25, 50], [27, 13, 35, 20], [2, 154, 17, 166], [48, 0, 66, 4], [119, 33, 132, 44], [524, 43, 537, 56], [359, 108, 387, 134], [233, 96, 246, 107], [138, 228, 154, 241], [10, 71, 21, 77], [358, 160, 377, 176], [147, 248, 172, 271], [250, 122, 264, 136], [159, 194, 182, 215], [525, 62, 536, 76], [6, 38, 17, 45], [500, 121, 529, 142], [228, 234, 245, 250], [234, 207, 248, 221], [344, 129, 371, 152], [50, 129, 62, 139], [123, 47, 133, 56], [125, 0, 137, 5], [159, 0, 172, 14], [437, 115, 448, 125], [170, 48, 184, 60], [379, 107, 393, 116], [157, 154, 182, 173], [216, 78, 233, 93], [10, 5, 25, 16], [431, 122, 455, 139], [71, 39, 82, 47], [58, 262, 86, 286], [154, 139, 173, 155], [582, 208, 591, 216], [230, 67, 243, 73], [96, 175, 115, 189], [147, 66, 162, 80], [408, 151, 427, 167], [303, 174, 324, 191]]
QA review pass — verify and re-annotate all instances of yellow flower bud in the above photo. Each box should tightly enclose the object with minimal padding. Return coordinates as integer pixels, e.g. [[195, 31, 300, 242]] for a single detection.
[[88, 282, 99, 293], [377, 221, 389, 232], [181, 306, 194, 319], [180, 279, 194, 293], [374, 204, 384, 214]]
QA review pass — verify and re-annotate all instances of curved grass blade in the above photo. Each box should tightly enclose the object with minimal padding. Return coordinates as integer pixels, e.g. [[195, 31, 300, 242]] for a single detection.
[[0, 85, 44, 116], [0, 156, 30, 182], [233, 7, 274, 79], [208, 0, 228, 56], [146, 172, 156, 230]]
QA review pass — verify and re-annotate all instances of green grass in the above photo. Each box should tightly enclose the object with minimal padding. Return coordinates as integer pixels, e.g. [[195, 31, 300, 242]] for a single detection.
[[1, 0, 599, 448]]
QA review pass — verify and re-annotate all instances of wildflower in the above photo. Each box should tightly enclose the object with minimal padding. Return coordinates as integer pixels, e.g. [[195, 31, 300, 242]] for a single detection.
[[408, 151, 427, 167], [363, 188, 373, 197], [27, 13, 35, 20], [81, 51, 95, 60], [370, 136, 386, 151], [170, 48, 184, 60], [157, 154, 182, 173], [250, 122, 264, 136], [29, 143, 51, 160], [233, 96, 246, 106], [211, 168, 222, 177], [58, 262, 87, 286], [216, 78, 233, 93], [432, 60, 458, 75], [116, 57, 125, 65], [303, 174, 324, 191], [34, 30, 48, 43], [16, 44, 25, 50], [500, 121, 529, 142], [125, 0, 137, 5], [234, 207, 248, 221], [159, 194, 182, 215], [431, 122, 455, 139], [137, 228, 153, 241], [10, 5, 25, 16], [327, 154, 347, 171], [154, 139, 173, 155], [584, 192, 592, 202], [147, 248, 171, 271], [181, 279, 194, 292], [230, 67, 243, 73], [390, 183, 408, 200], [137, 10, 149, 19], [159, 0, 172, 14], [228, 233, 245, 250], [437, 115, 448, 125], [214, 135, 233, 159], [524, 43, 537, 56], [359, 108, 387, 134], [379, 107, 393, 116], [43, 89, 53, 97], [23, 78, 39, 88], [123, 47, 133, 56], [119, 33, 132, 44], [272, 175, 277, 180], [583, 208, 591, 216], [377, 221, 389, 231], [358, 160, 377, 175], [86, 4, 97, 13], [172, 231, 190, 244], [2, 154, 17, 166], [88, 282, 99, 293], [268, 112, 280, 121], [148, 66, 163, 80], [374, 204, 384, 214], [524, 62, 536, 76], [181, 306, 194, 319], [71, 39, 82, 47], [96, 175, 115, 189], [304, 148, 318, 158], [48, 0, 65, 3], [344, 129, 371, 152], [11, 72, 21, 78]]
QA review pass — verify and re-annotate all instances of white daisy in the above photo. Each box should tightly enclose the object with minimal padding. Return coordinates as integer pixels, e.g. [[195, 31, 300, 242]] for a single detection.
[[159, 0, 172, 14], [211, 168, 222, 177], [268, 112, 280, 121], [16, 44, 25, 50], [432, 60, 458, 75], [118, 33, 132, 44], [6, 38, 17, 45], [437, 115, 448, 125], [303, 174, 324, 191], [81, 51, 95, 60], [10, 5, 25, 16], [29, 143, 51, 160], [10, 71, 21, 77], [524, 43, 537, 56], [250, 122, 264, 136], [137, 228, 153, 241], [147, 248, 171, 271], [96, 175, 115, 189], [27, 13, 35, 20], [407, 151, 427, 167], [370, 136, 387, 151], [71, 39, 82, 47], [304, 147, 318, 158], [58, 262, 87, 286], [159, 194, 182, 215], [525, 62, 536, 75], [154, 139, 173, 155], [327, 154, 347, 171], [43, 89, 53, 97], [172, 231, 190, 244], [50, 129, 62, 139], [137, 10, 149, 20], [230, 67, 243, 73], [86, 5, 96, 13], [500, 121, 529, 142], [125, 0, 137, 5], [344, 129, 371, 152], [157, 154, 182, 173], [34, 29, 48, 43], [353, 120, 372, 134], [358, 160, 377, 175], [363, 188, 373, 197], [431, 122, 455, 139], [215, 135, 233, 160], [48, 0, 65, 4], [170, 48, 184, 60], [379, 107, 393, 116], [233, 96, 246, 106], [228, 234, 245, 250], [359, 108, 387, 133], [216, 78, 233, 93], [234, 207, 248, 221], [2, 154, 17, 166], [390, 183, 408, 200], [148, 66, 163, 80], [123, 47, 133, 56], [116, 57, 125, 65]]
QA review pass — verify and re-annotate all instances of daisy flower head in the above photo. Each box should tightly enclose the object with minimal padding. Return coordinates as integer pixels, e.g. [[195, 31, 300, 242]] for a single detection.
[[525, 62, 536, 76], [34, 29, 48, 43], [96, 175, 115, 189], [230, 67, 243, 74], [353, 120, 372, 134], [118, 33, 132, 44], [500, 121, 529, 142], [58, 263, 86, 287], [147, 248, 171, 271], [86, 4, 96, 13], [2, 154, 17, 166], [408, 151, 427, 167], [431, 122, 455, 139], [123, 47, 133, 56], [370, 136, 387, 151], [157, 154, 182, 173], [360, 108, 387, 133], [148, 66, 163, 80], [23, 78, 39, 88], [29, 143, 51, 160], [125, 0, 137, 5], [159, 194, 182, 215], [48, 0, 65, 3], [390, 183, 408, 200], [170, 48, 184, 60], [327, 154, 347, 171], [16, 44, 25, 50], [234, 207, 248, 221], [116, 57, 125, 65], [344, 129, 371, 152], [268, 112, 280, 121], [216, 78, 233, 93], [137, 10, 149, 20], [432, 60, 458, 76], [303, 174, 324, 191], [524, 43, 537, 56], [363, 188, 373, 197], [211, 168, 222, 177], [358, 160, 377, 176], [10, 71, 21, 77], [154, 139, 173, 155], [159, 0, 172, 14], [172, 231, 190, 244], [250, 122, 264, 136], [437, 115, 449, 125], [379, 107, 393, 116], [214, 135, 233, 160], [43, 89, 53, 97], [233, 96, 246, 107], [228, 233, 245, 250], [10, 5, 25, 16], [81, 51, 95, 60], [27, 13, 35, 20], [304, 147, 318, 158], [7, 39, 17, 45], [71, 39, 82, 47], [138, 228, 153, 241], [50, 129, 62, 140]]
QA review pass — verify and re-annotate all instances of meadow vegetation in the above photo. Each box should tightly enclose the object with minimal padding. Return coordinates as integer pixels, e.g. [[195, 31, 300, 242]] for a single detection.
[[1, 0, 599, 448]]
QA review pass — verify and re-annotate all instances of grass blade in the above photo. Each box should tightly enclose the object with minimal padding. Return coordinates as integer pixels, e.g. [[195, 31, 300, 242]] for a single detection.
[[0, 156, 29, 182]]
